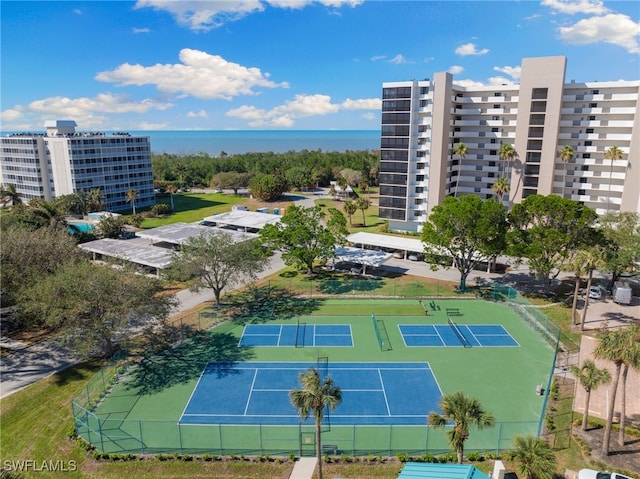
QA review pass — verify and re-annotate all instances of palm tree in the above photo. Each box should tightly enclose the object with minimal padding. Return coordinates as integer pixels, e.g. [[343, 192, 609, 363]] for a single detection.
[[289, 368, 342, 479], [498, 143, 517, 180], [578, 246, 607, 331], [0, 183, 22, 207], [617, 325, 640, 446], [558, 145, 575, 199], [355, 196, 370, 227], [126, 188, 138, 215], [491, 177, 510, 202], [87, 188, 105, 213], [569, 359, 611, 431], [604, 146, 623, 214], [506, 435, 556, 479], [594, 327, 629, 455], [343, 200, 357, 227], [427, 391, 495, 464], [166, 184, 178, 212], [565, 252, 588, 326], [452, 142, 468, 197]]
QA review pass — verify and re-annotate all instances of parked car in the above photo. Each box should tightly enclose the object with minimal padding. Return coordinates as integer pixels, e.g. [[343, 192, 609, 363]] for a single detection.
[[578, 469, 632, 479], [613, 281, 632, 305], [589, 285, 603, 300]]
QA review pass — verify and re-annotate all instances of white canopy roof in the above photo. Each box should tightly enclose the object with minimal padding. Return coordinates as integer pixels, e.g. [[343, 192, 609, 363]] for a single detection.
[[347, 232, 424, 253], [201, 210, 281, 231], [79, 238, 173, 269], [334, 246, 392, 268], [136, 222, 257, 245]]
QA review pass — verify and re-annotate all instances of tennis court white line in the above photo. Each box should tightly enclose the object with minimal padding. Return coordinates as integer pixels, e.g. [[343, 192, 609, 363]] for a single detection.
[[377, 369, 391, 416], [244, 369, 259, 416], [177, 364, 209, 423]]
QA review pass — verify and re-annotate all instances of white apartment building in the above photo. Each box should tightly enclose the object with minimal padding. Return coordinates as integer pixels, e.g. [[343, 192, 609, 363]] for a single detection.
[[0, 120, 155, 212], [380, 56, 639, 232]]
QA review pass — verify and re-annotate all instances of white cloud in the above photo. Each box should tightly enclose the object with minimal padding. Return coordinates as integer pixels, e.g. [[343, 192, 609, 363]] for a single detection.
[[187, 109, 208, 118], [371, 55, 387, 62], [558, 13, 640, 53], [361, 112, 376, 121], [27, 93, 173, 116], [485, 76, 518, 86], [341, 98, 381, 110], [452, 79, 487, 89], [452, 76, 518, 88], [455, 43, 489, 56], [73, 8, 82, 15], [541, 0, 609, 15], [1, 109, 23, 122], [95, 49, 289, 100], [134, 0, 264, 31], [447, 65, 464, 75], [227, 93, 379, 127], [135, 0, 362, 31], [132, 27, 150, 34], [493, 65, 521, 80], [389, 54, 413, 64]]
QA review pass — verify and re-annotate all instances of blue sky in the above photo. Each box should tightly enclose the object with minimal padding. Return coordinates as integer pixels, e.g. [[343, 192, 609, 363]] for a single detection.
[[1, 0, 638, 131]]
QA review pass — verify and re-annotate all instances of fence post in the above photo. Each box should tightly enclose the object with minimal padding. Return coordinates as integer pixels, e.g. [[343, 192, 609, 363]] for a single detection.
[[496, 422, 503, 452], [178, 422, 184, 455], [218, 424, 223, 456], [139, 421, 144, 455], [98, 414, 104, 452], [259, 424, 263, 455]]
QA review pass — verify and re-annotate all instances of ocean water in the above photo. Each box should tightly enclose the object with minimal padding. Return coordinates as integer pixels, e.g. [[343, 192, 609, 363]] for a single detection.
[[128, 130, 380, 155]]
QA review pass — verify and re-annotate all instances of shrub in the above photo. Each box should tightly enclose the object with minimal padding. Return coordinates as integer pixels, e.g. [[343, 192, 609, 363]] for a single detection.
[[397, 452, 410, 463], [466, 451, 483, 462], [151, 203, 170, 216]]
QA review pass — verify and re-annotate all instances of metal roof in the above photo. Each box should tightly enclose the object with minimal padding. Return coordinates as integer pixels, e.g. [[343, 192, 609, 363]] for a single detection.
[[79, 238, 173, 269], [347, 232, 424, 253], [201, 210, 281, 231], [136, 222, 258, 245], [398, 463, 491, 479], [334, 246, 392, 268]]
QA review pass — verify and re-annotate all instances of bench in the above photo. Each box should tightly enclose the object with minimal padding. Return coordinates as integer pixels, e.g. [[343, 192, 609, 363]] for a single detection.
[[322, 444, 338, 455], [446, 308, 462, 317]]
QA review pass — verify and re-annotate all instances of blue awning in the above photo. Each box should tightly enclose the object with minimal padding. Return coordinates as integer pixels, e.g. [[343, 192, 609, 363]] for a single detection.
[[397, 463, 491, 479]]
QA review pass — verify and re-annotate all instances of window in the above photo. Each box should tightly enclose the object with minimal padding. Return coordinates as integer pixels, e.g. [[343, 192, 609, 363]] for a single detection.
[[493, 104, 500, 109], [491, 127, 499, 132], [586, 128, 594, 134], [490, 150, 497, 156], [415, 187, 424, 193], [589, 103, 597, 108], [589, 116, 596, 121], [494, 92, 501, 96], [420, 86, 429, 94], [414, 198, 423, 205], [416, 175, 425, 181], [490, 139, 496, 144], [584, 141, 592, 147], [591, 89, 599, 95], [583, 153, 591, 159]]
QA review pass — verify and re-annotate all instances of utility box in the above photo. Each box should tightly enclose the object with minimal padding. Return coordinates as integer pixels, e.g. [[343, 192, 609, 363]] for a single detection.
[[613, 281, 632, 305]]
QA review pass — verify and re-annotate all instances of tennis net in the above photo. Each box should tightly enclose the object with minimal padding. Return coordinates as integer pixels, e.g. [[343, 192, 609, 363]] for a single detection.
[[448, 317, 471, 348]]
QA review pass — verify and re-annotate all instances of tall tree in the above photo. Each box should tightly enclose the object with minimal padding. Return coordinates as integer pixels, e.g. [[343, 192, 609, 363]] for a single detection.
[[260, 205, 347, 274], [355, 196, 370, 227], [452, 142, 468, 197], [603, 145, 623, 214], [563, 252, 588, 326], [170, 230, 269, 304], [422, 195, 507, 291], [126, 188, 138, 215], [599, 212, 640, 288], [343, 200, 357, 227], [87, 188, 105, 213], [0, 183, 22, 207], [165, 184, 178, 212], [21, 261, 175, 356], [428, 391, 495, 464], [505, 435, 556, 479], [617, 325, 640, 446], [569, 359, 611, 431], [498, 143, 517, 180], [289, 368, 342, 479], [558, 145, 575, 199], [593, 327, 632, 455], [577, 246, 607, 331], [491, 177, 510, 202], [507, 195, 598, 293]]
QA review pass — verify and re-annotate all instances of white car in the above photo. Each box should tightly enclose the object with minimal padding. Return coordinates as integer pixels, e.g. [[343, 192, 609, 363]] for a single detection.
[[589, 286, 603, 300], [578, 469, 632, 479]]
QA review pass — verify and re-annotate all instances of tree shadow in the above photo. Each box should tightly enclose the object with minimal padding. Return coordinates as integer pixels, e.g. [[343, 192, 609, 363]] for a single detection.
[[223, 286, 322, 324], [315, 277, 384, 295], [127, 329, 254, 395]]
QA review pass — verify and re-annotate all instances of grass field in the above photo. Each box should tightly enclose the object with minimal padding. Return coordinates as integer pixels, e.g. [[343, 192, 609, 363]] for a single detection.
[[79, 297, 556, 457]]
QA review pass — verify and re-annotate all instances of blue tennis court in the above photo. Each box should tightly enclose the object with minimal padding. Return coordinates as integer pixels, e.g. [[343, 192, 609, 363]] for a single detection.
[[238, 324, 353, 347], [179, 362, 441, 426], [399, 324, 519, 347]]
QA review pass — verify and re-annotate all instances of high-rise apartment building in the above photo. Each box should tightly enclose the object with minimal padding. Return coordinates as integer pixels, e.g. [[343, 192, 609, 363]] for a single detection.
[[380, 56, 639, 232], [0, 120, 155, 212]]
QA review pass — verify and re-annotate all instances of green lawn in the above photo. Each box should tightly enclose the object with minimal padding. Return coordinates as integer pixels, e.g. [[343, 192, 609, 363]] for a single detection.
[[140, 192, 245, 228]]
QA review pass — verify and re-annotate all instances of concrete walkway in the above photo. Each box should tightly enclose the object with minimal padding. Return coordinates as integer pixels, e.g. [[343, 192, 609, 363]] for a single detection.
[[288, 457, 317, 479]]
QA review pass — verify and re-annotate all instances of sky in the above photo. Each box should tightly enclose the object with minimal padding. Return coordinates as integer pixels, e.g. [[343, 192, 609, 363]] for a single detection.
[[1, 0, 639, 131]]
